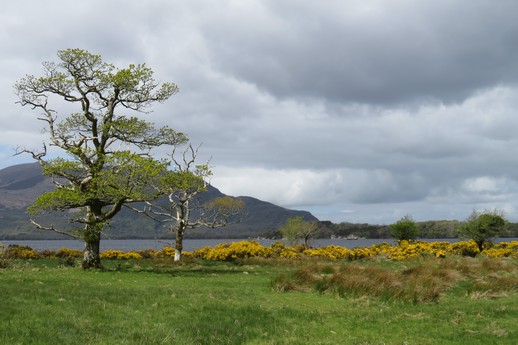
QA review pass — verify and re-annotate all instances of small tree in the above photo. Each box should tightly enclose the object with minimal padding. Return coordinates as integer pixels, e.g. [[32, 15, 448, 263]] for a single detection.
[[390, 215, 420, 242], [141, 144, 244, 261], [457, 209, 507, 252], [14, 49, 185, 268], [278, 216, 318, 248]]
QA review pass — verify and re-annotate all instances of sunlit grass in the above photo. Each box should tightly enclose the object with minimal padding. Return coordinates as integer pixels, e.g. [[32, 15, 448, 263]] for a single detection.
[[1, 257, 517, 344]]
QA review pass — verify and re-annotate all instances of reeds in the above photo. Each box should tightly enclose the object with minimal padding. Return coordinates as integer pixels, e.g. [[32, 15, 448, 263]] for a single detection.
[[273, 257, 518, 304]]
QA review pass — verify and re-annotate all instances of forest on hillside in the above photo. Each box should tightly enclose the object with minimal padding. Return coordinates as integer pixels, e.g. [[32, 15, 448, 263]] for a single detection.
[[263, 220, 518, 240]]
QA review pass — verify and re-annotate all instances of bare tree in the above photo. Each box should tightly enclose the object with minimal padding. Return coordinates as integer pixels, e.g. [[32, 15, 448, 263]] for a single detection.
[[135, 144, 244, 261], [278, 216, 318, 249]]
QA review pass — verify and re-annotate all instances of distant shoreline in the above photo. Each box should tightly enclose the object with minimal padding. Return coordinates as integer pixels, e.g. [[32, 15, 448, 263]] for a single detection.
[[3, 238, 517, 252]]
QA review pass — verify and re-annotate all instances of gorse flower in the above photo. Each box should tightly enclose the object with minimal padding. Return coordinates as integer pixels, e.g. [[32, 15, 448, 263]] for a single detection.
[[3, 240, 517, 261]]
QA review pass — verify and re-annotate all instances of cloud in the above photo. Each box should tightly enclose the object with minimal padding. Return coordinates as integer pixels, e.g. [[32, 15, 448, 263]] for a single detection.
[[2, 1, 518, 224], [201, 0, 518, 105]]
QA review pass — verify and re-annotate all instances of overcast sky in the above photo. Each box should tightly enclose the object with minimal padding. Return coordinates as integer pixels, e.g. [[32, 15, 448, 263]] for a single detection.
[[2, 0, 518, 224]]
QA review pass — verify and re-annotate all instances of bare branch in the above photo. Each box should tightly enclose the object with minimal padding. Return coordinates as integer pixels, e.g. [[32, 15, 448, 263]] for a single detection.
[[15, 143, 48, 166], [124, 203, 172, 223], [30, 219, 81, 240]]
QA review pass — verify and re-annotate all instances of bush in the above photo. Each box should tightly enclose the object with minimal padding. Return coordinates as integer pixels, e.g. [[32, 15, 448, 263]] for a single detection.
[[203, 241, 272, 261], [390, 215, 420, 241], [450, 240, 480, 257], [1, 239, 517, 264], [136, 248, 157, 259], [457, 209, 507, 252], [3, 245, 39, 259], [303, 245, 350, 260], [100, 250, 142, 260], [56, 248, 83, 258], [155, 247, 176, 258], [270, 242, 299, 258], [58, 256, 78, 267]]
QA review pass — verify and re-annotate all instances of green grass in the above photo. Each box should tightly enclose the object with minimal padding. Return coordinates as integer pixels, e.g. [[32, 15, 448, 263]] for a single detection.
[[0, 257, 517, 344]]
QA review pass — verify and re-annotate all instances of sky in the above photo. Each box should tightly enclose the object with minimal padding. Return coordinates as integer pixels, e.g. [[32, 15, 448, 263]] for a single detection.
[[2, 0, 518, 224]]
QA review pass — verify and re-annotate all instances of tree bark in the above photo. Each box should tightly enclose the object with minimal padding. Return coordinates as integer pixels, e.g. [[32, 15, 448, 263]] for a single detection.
[[174, 227, 184, 262], [83, 237, 101, 269], [82, 217, 102, 269]]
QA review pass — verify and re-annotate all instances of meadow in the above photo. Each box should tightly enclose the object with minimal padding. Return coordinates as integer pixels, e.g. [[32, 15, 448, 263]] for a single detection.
[[1, 241, 517, 345]]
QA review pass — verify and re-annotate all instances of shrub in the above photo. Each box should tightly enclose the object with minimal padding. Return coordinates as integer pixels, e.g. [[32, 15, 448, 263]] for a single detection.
[[482, 241, 518, 258], [39, 249, 57, 258], [3, 245, 39, 259], [191, 246, 213, 259], [136, 248, 157, 259], [56, 248, 83, 258], [203, 241, 272, 261], [390, 215, 420, 241], [450, 240, 480, 257], [457, 209, 507, 252], [101, 250, 142, 260], [155, 246, 176, 258], [58, 256, 78, 267], [303, 245, 350, 260], [270, 242, 299, 259]]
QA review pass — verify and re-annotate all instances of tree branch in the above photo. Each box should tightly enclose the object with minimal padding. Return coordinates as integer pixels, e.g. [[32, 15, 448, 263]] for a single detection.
[[30, 219, 81, 240]]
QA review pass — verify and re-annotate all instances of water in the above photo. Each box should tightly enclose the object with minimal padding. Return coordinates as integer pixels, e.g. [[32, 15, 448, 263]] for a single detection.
[[0, 238, 397, 251], [4, 238, 514, 252], [0, 238, 518, 251]]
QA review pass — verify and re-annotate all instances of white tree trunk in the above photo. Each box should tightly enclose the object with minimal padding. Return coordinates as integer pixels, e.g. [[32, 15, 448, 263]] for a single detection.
[[174, 248, 181, 262]]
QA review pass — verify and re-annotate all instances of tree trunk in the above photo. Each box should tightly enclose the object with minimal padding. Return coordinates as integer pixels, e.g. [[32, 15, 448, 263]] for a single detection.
[[475, 239, 485, 253], [83, 238, 101, 269], [174, 227, 184, 262]]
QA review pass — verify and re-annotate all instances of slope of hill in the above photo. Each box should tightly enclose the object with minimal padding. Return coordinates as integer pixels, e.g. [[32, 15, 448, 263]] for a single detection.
[[0, 163, 317, 240]]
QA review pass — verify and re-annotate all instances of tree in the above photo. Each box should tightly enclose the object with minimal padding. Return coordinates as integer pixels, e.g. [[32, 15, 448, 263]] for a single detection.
[[390, 215, 420, 242], [278, 216, 318, 248], [14, 48, 185, 268], [457, 209, 507, 252], [140, 144, 244, 261]]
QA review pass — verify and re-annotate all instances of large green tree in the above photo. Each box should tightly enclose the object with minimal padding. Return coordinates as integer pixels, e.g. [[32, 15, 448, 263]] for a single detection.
[[457, 209, 507, 252], [390, 215, 420, 242], [15, 48, 186, 268]]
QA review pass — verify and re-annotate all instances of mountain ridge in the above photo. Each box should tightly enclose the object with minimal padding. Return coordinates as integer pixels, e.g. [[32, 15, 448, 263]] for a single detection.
[[0, 162, 317, 240]]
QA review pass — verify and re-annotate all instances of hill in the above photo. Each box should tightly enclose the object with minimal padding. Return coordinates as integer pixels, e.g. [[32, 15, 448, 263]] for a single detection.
[[0, 163, 317, 240]]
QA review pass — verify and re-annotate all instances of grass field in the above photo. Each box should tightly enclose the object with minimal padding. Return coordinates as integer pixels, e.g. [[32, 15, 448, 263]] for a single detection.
[[1, 257, 517, 345]]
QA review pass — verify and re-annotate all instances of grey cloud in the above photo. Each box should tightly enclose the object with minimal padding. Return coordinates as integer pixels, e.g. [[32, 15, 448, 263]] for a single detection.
[[3, 1, 518, 224], [201, 1, 518, 105]]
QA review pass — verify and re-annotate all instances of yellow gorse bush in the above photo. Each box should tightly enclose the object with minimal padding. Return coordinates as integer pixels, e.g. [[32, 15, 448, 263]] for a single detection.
[[2, 240, 518, 261], [449, 240, 481, 257], [201, 241, 272, 261], [270, 242, 299, 258], [155, 247, 175, 258], [303, 245, 350, 260], [56, 248, 83, 258], [2, 245, 39, 259], [483, 241, 518, 258], [100, 250, 143, 260]]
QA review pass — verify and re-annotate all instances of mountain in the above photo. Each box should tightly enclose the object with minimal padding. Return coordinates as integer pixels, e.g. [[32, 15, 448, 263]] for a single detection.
[[0, 163, 317, 240]]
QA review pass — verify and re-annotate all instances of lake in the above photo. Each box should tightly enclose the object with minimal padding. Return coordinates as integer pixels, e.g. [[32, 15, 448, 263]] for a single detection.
[[4, 238, 514, 252], [2, 238, 394, 251]]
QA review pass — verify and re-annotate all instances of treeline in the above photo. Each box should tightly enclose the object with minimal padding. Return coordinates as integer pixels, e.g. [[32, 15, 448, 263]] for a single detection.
[[261, 220, 518, 240]]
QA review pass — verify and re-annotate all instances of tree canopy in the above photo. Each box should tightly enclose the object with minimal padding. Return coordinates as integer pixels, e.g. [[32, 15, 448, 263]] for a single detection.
[[278, 216, 318, 248], [15, 48, 186, 268], [457, 209, 507, 252], [390, 215, 420, 242]]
